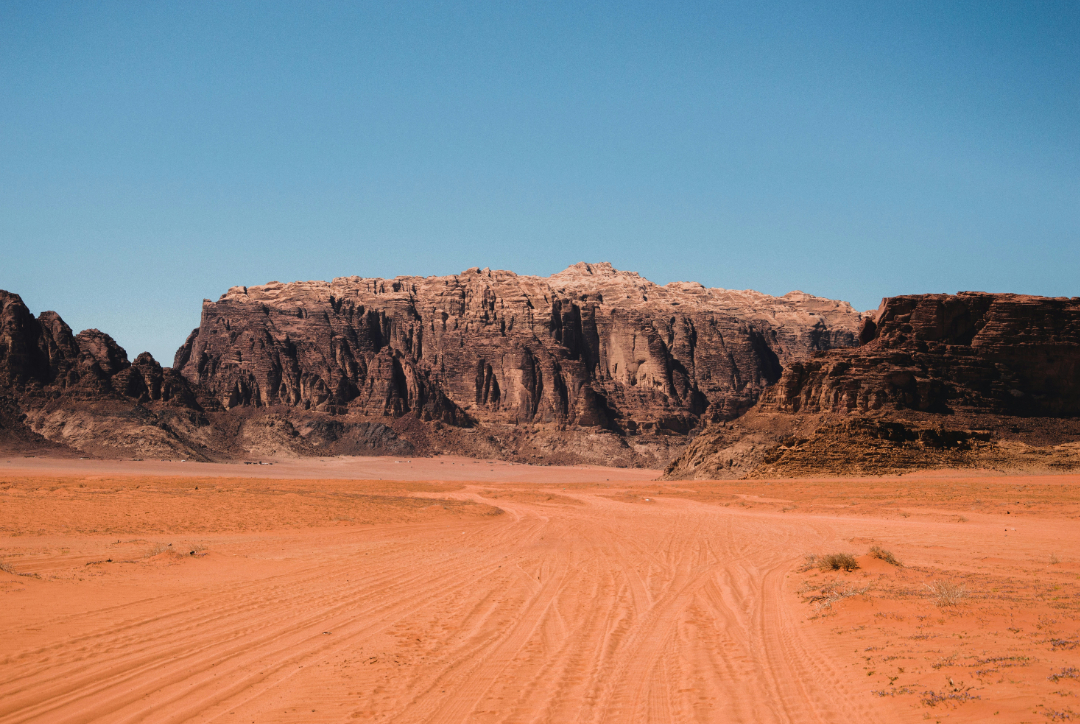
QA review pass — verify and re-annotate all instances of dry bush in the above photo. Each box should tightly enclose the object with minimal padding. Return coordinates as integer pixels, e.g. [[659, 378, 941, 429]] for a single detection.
[[1050, 553, 1061, 565], [798, 553, 818, 572], [800, 580, 870, 610], [869, 546, 902, 566], [925, 580, 967, 607], [147, 543, 171, 557], [818, 552, 859, 572]]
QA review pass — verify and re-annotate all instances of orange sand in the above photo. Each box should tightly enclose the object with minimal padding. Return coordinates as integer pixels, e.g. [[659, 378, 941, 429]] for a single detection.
[[1, 458, 1078, 723]]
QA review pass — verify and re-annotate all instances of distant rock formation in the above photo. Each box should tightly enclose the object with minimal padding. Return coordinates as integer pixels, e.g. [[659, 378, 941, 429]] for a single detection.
[[0, 289, 213, 458], [0, 264, 865, 465], [760, 292, 1080, 417], [174, 262, 864, 433], [663, 291, 1080, 479]]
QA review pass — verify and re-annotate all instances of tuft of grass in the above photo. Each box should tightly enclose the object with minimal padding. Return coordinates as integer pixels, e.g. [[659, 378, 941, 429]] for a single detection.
[[1050, 553, 1061, 565], [147, 543, 171, 557], [801, 580, 871, 610], [818, 552, 860, 572], [869, 546, 903, 566], [925, 580, 967, 607]]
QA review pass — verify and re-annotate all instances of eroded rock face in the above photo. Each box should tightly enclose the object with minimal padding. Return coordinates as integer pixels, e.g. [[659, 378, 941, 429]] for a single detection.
[[174, 263, 865, 432], [761, 292, 1080, 417], [0, 290, 212, 458], [663, 292, 1080, 479]]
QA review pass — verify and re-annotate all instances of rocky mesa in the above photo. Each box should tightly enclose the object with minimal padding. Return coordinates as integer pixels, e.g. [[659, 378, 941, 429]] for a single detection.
[[2, 263, 866, 465], [173, 262, 862, 434]]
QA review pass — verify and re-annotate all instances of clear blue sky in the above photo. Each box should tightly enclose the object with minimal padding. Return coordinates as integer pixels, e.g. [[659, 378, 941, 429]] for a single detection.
[[2, 1, 1077, 364]]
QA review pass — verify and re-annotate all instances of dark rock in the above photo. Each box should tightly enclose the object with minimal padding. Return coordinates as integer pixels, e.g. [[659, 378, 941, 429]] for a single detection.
[[760, 292, 1080, 417], [174, 263, 865, 433], [665, 292, 1080, 479]]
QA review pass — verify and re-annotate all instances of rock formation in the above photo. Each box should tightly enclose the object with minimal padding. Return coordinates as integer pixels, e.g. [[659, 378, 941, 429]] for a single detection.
[[0, 264, 866, 465], [664, 292, 1080, 479], [761, 292, 1080, 417], [174, 262, 864, 433], [0, 290, 215, 458]]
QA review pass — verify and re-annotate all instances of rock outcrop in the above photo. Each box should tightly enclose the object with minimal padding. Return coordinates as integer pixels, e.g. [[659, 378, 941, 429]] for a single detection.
[[174, 263, 865, 434], [0, 290, 212, 458], [664, 292, 1080, 479], [760, 292, 1080, 417], [1, 264, 866, 464]]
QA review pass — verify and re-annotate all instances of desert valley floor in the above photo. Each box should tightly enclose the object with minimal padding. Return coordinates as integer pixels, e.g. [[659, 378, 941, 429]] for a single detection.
[[2, 456, 1079, 723]]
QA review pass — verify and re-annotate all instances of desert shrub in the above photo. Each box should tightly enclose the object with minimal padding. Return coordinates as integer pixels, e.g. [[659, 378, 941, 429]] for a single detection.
[[800, 580, 871, 610], [798, 553, 818, 572], [925, 579, 966, 607], [818, 552, 859, 572], [869, 546, 902, 566]]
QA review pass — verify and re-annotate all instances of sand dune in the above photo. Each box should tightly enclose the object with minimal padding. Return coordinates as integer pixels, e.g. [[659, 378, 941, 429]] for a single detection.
[[1, 463, 1078, 722]]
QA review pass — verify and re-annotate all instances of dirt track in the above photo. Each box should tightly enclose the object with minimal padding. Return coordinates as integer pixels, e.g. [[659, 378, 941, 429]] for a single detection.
[[2, 464, 1078, 722]]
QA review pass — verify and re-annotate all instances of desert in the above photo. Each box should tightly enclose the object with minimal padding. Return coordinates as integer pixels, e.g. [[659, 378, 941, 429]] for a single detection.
[[4, 4, 1078, 721], [2, 456, 1079, 722], [3, 269, 1080, 722]]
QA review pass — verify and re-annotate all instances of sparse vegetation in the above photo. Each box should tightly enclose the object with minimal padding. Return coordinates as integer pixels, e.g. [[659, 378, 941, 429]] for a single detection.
[[0, 559, 40, 578], [869, 546, 902, 566], [1050, 553, 1061, 565], [818, 552, 859, 572], [800, 579, 871, 610], [921, 688, 979, 707], [1048, 667, 1080, 683], [925, 580, 967, 607]]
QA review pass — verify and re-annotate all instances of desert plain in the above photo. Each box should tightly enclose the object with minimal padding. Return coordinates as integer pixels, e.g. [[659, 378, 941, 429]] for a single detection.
[[1, 457, 1078, 724]]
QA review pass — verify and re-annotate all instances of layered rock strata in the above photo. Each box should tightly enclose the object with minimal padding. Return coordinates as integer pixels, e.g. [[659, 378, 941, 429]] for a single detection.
[[761, 292, 1080, 417], [174, 262, 865, 433], [664, 292, 1080, 479], [0, 263, 866, 464]]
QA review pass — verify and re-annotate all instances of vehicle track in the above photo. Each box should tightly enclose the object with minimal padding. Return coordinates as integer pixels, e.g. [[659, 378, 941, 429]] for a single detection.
[[2, 489, 906, 723]]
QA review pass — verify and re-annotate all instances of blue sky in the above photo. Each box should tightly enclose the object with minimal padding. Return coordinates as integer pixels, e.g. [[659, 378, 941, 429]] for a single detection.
[[1, 1, 1077, 363]]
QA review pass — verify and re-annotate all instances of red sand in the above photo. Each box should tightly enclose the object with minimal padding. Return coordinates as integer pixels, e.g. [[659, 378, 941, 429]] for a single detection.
[[0, 454, 659, 484], [1, 458, 1078, 722]]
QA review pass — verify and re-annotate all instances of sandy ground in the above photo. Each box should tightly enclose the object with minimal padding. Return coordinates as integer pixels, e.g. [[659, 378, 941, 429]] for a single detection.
[[1, 459, 1078, 723], [0, 455, 659, 484]]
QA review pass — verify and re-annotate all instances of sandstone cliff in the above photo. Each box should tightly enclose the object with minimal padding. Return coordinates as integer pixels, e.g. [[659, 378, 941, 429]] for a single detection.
[[174, 262, 864, 434], [664, 291, 1080, 479], [761, 292, 1080, 417], [0, 263, 866, 465]]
